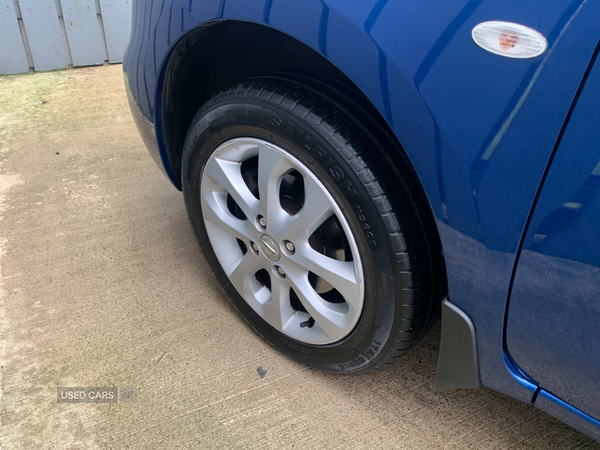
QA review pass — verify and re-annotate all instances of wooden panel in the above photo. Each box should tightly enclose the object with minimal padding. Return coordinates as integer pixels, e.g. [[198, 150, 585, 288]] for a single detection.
[[60, 0, 104, 66], [98, 0, 132, 63], [0, 0, 29, 74], [19, 0, 67, 71], [12, 0, 22, 18]]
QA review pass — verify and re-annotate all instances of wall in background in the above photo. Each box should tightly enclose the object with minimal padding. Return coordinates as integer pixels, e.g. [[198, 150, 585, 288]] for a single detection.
[[0, 0, 131, 75]]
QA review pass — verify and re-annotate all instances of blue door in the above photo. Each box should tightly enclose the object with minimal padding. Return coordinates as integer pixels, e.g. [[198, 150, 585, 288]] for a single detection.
[[505, 52, 600, 421]]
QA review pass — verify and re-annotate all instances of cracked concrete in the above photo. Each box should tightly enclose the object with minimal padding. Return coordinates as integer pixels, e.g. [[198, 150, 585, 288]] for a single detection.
[[0, 65, 597, 449]]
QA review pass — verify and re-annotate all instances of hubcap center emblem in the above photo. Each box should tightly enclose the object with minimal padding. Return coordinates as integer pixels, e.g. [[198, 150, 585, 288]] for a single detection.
[[259, 235, 280, 261]]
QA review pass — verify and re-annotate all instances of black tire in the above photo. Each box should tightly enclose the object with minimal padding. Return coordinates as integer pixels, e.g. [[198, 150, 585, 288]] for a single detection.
[[182, 76, 437, 374]]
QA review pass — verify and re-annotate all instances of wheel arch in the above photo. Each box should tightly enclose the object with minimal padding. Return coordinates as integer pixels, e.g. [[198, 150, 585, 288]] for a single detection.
[[156, 18, 447, 312], [157, 20, 352, 191]]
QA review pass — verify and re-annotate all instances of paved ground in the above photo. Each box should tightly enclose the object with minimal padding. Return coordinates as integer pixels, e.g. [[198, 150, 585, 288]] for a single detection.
[[0, 65, 597, 449]]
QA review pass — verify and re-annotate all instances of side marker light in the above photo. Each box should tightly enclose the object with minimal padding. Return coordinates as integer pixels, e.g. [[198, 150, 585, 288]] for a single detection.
[[472, 21, 547, 58]]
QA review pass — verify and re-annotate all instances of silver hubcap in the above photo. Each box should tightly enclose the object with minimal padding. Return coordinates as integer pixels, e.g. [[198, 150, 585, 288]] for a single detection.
[[200, 138, 364, 344]]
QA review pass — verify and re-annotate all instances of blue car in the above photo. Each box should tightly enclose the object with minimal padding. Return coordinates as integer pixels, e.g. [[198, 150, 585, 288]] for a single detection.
[[123, 0, 600, 441]]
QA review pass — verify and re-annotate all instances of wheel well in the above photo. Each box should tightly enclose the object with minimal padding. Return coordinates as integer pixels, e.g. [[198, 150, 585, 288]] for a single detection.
[[160, 20, 349, 188], [160, 19, 447, 307]]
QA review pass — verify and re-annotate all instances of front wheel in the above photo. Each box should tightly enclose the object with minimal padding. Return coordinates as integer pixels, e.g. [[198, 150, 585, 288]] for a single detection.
[[182, 77, 436, 374]]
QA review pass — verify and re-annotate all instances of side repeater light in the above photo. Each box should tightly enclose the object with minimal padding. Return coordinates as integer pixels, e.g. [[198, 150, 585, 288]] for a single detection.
[[472, 21, 547, 58]]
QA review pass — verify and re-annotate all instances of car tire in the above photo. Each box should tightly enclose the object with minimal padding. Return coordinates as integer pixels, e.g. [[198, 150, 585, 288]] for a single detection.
[[182, 76, 437, 374]]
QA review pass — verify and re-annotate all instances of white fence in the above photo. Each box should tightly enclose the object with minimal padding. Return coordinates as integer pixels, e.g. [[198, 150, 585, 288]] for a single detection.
[[1, 0, 131, 75]]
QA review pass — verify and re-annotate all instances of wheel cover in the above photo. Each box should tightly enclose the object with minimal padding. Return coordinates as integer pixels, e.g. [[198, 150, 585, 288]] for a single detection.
[[200, 138, 364, 344]]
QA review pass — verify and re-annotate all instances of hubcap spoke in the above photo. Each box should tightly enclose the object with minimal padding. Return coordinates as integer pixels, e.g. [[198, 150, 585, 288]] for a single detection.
[[287, 272, 348, 341], [201, 191, 254, 242], [257, 143, 295, 231], [227, 251, 264, 299], [263, 278, 294, 333], [204, 157, 260, 220], [283, 176, 334, 241], [292, 246, 361, 311]]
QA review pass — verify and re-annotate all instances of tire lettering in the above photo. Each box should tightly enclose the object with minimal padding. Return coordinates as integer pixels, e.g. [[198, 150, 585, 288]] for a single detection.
[[282, 121, 295, 135], [352, 205, 377, 247], [328, 165, 344, 181], [294, 128, 314, 151], [372, 340, 381, 352], [313, 145, 327, 158], [339, 180, 358, 198], [338, 340, 385, 370], [321, 157, 334, 168], [269, 115, 282, 127], [338, 356, 367, 370]]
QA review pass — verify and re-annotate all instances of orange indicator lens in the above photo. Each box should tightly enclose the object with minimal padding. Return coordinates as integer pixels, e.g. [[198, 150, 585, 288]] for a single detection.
[[499, 32, 519, 49]]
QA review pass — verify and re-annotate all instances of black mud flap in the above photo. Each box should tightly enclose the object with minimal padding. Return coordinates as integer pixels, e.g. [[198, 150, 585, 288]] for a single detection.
[[434, 299, 481, 391]]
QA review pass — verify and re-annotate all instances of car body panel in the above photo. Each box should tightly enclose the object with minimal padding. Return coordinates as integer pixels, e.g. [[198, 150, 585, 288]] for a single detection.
[[123, 0, 600, 439], [535, 389, 600, 441], [507, 52, 600, 421]]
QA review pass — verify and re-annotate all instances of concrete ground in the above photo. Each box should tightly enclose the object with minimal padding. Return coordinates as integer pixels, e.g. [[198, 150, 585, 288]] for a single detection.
[[0, 64, 597, 449]]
